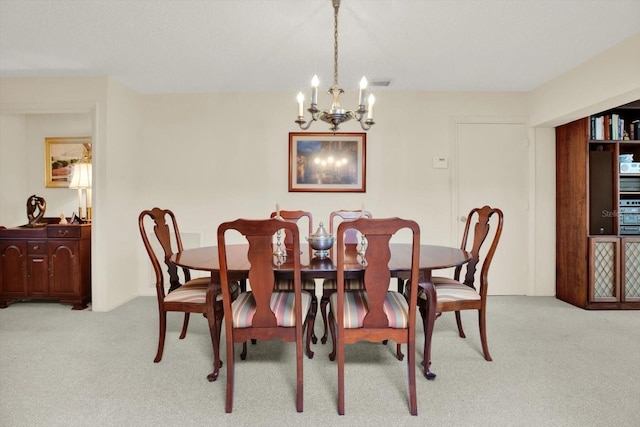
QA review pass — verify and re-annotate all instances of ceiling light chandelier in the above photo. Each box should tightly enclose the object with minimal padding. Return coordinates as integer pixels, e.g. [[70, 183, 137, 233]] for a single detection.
[[295, 0, 375, 133]]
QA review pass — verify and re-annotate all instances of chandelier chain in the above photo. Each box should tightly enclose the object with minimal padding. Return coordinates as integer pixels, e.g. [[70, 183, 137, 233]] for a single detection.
[[333, 2, 339, 87]]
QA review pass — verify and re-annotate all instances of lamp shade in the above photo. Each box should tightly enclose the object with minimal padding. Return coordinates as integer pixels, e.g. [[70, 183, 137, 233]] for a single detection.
[[69, 163, 92, 189]]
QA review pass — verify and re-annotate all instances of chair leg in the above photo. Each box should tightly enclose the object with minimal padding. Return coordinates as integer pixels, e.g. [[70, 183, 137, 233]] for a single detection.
[[215, 307, 224, 358], [407, 338, 417, 415], [337, 329, 345, 415], [478, 308, 492, 361], [225, 339, 235, 413], [395, 343, 404, 361], [455, 310, 466, 338], [179, 313, 190, 339], [419, 304, 436, 380], [310, 295, 318, 344], [296, 326, 304, 412], [320, 295, 330, 344], [206, 306, 221, 382], [154, 310, 167, 363], [305, 296, 316, 359], [328, 308, 337, 361], [240, 342, 248, 360]]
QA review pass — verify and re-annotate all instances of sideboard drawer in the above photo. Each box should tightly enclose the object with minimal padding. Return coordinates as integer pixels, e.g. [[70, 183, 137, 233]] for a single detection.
[[26, 241, 47, 255], [47, 226, 81, 239]]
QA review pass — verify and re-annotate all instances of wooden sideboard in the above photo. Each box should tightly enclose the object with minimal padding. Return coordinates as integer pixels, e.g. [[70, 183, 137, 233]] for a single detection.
[[0, 220, 91, 310]]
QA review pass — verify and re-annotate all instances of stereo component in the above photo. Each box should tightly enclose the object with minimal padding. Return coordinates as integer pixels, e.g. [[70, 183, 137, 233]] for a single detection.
[[619, 201, 640, 234], [620, 162, 640, 174], [620, 178, 640, 192]]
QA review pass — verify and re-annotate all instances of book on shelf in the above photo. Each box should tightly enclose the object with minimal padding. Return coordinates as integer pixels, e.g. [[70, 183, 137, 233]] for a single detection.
[[590, 113, 640, 141], [631, 120, 639, 140]]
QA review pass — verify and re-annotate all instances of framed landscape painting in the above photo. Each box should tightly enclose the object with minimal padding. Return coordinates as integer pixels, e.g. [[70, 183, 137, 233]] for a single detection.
[[45, 137, 92, 188], [288, 132, 366, 192]]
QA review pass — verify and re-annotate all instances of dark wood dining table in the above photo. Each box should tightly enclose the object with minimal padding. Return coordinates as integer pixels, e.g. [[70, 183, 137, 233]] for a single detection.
[[171, 243, 470, 378]]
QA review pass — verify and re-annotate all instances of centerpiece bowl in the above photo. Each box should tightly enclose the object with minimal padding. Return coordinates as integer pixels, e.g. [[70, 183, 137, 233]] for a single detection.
[[306, 222, 335, 258]]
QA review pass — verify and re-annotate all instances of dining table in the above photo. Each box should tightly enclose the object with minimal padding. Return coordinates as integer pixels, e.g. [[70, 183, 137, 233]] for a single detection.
[[171, 243, 470, 379]]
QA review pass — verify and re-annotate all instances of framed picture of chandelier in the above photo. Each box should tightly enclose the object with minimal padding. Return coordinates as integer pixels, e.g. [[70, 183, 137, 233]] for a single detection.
[[289, 132, 366, 192]]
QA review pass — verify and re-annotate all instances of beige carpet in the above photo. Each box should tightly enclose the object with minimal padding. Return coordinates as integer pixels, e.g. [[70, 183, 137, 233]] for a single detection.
[[1, 296, 638, 426]]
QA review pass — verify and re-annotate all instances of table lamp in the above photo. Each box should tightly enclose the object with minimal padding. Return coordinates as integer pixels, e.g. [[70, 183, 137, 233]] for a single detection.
[[69, 162, 92, 221]]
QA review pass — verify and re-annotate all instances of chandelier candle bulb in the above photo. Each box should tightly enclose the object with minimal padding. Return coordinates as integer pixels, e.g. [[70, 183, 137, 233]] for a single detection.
[[276, 203, 280, 218], [311, 75, 319, 105], [359, 77, 367, 106], [297, 92, 304, 117], [367, 94, 375, 120]]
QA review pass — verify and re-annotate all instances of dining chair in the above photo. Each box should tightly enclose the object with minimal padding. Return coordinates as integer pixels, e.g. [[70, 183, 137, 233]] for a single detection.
[[319, 209, 372, 344], [407, 205, 503, 379], [328, 217, 421, 415], [217, 218, 313, 413], [138, 207, 238, 382], [269, 209, 318, 355]]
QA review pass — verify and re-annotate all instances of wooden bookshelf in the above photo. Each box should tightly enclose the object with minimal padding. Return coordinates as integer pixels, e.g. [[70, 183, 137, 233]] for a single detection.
[[556, 100, 640, 309]]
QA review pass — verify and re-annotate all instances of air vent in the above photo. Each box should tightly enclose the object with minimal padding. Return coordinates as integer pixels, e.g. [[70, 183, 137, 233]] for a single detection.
[[370, 79, 391, 87]]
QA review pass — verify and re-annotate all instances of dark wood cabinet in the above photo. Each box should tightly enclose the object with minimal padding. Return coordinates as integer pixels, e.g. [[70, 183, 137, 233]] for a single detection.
[[0, 222, 91, 310], [556, 101, 640, 309]]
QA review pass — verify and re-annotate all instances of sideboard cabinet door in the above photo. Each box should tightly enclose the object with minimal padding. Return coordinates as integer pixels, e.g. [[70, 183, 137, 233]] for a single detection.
[[48, 240, 80, 296], [589, 237, 620, 303], [0, 241, 28, 302], [622, 238, 640, 302]]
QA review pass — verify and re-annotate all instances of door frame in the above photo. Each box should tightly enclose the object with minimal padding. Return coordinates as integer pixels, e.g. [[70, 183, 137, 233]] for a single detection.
[[449, 116, 536, 295]]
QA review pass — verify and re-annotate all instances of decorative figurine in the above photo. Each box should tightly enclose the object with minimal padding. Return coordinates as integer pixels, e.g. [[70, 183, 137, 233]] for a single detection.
[[59, 213, 68, 224], [25, 195, 46, 227]]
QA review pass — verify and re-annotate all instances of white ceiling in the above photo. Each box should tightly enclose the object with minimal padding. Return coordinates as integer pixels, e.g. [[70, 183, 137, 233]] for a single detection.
[[1, 0, 639, 94]]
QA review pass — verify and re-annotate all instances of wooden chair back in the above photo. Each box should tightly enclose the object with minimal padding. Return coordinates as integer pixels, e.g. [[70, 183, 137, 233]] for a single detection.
[[270, 209, 313, 249], [329, 209, 372, 244], [453, 205, 504, 295], [138, 207, 192, 295]]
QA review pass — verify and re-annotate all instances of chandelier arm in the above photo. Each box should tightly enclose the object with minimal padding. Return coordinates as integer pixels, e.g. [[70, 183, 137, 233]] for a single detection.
[[296, 116, 317, 130], [358, 118, 375, 131]]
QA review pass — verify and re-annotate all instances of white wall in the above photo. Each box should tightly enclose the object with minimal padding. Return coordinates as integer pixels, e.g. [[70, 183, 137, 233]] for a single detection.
[[0, 113, 92, 224], [1, 33, 639, 310], [529, 33, 640, 127], [91, 79, 144, 309], [0, 113, 27, 226]]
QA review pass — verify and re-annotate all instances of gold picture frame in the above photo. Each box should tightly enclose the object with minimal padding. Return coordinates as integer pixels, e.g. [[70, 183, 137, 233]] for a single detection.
[[45, 137, 92, 188], [288, 132, 366, 192]]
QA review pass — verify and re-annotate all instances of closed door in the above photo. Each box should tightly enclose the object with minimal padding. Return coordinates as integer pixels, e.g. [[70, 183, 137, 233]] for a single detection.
[[455, 122, 529, 295]]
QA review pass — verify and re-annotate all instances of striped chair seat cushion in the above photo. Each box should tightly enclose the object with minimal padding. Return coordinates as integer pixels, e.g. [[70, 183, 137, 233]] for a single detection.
[[330, 290, 409, 329], [164, 279, 239, 304], [417, 280, 480, 303], [322, 278, 366, 291], [232, 291, 312, 328], [274, 278, 317, 291]]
